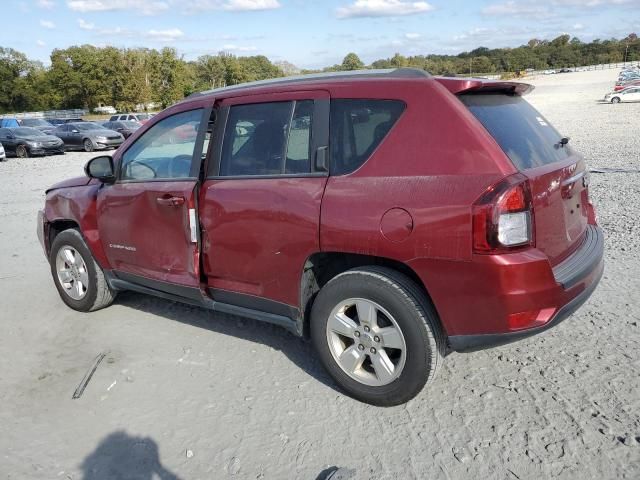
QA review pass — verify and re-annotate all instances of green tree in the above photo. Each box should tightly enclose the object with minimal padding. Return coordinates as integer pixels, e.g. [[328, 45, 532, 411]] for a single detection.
[[341, 53, 364, 70]]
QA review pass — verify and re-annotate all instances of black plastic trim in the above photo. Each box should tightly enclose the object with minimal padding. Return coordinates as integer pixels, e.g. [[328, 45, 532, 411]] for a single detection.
[[448, 259, 603, 353], [553, 225, 604, 289], [104, 271, 302, 336], [209, 288, 300, 320]]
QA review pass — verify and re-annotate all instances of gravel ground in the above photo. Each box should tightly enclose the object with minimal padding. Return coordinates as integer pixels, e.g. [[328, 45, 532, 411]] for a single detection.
[[0, 69, 638, 480]]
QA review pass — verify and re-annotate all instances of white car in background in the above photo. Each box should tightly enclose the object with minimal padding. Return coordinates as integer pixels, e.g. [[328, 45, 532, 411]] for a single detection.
[[0, 142, 5, 161], [605, 86, 640, 103]]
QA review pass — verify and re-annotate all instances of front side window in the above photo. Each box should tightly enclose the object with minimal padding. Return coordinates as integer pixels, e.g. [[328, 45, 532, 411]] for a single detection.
[[220, 100, 314, 176], [330, 99, 405, 175], [120, 109, 203, 181]]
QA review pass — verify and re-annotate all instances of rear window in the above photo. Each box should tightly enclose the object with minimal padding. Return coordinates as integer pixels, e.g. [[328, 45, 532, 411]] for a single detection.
[[330, 99, 405, 175], [460, 94, 571, 170]]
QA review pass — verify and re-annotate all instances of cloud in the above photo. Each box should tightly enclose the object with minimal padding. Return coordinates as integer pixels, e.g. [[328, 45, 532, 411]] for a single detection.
[[40, 20, 56, 28], [482, 0, 640, 19], [222, 44, 258, 52], [481, 1, 551, 19], [37, 0, 55, 8], [66, 0, 169, 15], [77, 18, 95, 30], [573, 23, 584, 29], [337, 0, 433, 18], [181, 0, 281, 12], [36, 40, 47, 47], [405, 32, 421, 39], [146, 28, 185, 41]]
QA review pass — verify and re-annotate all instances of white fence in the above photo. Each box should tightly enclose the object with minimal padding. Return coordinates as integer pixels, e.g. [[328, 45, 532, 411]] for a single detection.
[[0, 109, 88, 120]]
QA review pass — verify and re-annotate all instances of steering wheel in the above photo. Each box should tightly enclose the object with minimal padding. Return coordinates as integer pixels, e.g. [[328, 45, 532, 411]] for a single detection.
[[168, 154, 192, 178]]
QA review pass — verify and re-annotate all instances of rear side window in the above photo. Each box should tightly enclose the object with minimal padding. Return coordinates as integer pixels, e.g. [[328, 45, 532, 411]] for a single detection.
[[330, 99, 405, 175], [220, 100, 314, 177], [460, 94, 571, 170]]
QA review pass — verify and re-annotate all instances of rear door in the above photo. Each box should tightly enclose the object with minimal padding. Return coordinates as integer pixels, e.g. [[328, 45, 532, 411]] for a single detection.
[[460, 93, 590, 264], [200, 91, 329, 308], [97, 107, 212, 296]]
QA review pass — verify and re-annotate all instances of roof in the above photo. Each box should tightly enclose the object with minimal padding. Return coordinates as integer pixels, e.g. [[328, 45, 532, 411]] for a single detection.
[[189, 68, 431, 99]]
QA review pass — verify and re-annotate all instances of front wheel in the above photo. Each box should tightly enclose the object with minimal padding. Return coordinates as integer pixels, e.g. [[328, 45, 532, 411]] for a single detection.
[[83, 139, 94, 152], [611, 97, 621, 103], [49, 229, 115, 311], [16, 145, 29, 158], [311, 266, 445, 406]]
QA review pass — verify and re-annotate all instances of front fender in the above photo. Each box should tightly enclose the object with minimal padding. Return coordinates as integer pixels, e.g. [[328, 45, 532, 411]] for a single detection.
[[44, 184, 111, 269]]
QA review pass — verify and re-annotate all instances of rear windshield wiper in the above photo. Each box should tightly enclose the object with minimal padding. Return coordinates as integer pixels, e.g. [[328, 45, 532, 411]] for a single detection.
[[557, 137, 570, 148]]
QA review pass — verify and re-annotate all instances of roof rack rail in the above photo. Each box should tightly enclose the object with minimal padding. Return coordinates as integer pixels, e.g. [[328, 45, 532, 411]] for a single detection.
[[188, 68, 431, 98]]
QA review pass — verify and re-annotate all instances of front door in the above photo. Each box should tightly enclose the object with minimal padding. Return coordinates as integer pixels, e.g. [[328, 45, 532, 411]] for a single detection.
[[97, 107, 212, 297], [200, 91, 330, 310]]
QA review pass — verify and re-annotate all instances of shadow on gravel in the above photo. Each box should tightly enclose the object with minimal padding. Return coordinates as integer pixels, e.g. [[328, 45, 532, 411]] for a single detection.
[[81, 430, 181, 479], [116, 291, 340, 393]]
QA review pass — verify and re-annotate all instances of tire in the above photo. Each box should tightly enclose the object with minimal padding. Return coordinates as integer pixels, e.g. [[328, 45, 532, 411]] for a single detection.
[[310, 266, 445, 406], [611, 97, 621, 103], [83, 139, 94, 152], [49, 229, 115, 312], [16, 144, 29, 158]]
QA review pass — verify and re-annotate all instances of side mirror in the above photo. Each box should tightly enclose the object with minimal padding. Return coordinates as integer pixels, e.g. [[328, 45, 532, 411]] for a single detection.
[[71, 129, 80, 133], [85, 155, 115, 183]]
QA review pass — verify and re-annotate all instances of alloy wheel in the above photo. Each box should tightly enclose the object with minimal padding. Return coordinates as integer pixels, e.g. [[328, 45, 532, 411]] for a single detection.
[[55, 246, 89, 300], [326, 298, 407, 386]]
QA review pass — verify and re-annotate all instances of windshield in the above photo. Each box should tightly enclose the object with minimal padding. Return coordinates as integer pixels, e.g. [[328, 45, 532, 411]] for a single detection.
[[21, 118, 52, 127], [73, 123, 103, 131], [135, 114, 151, 120], [460, 93, 572, 170], [14, 127, 46, 136], [122, 121, 141, 128]]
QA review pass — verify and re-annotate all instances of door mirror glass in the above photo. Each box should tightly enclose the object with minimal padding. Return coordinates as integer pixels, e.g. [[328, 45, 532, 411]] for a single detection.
[[85, 155, 115, 183]]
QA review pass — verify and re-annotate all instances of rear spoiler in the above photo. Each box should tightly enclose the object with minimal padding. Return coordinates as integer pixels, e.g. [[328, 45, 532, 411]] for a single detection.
[[434, 77, 534, 96]]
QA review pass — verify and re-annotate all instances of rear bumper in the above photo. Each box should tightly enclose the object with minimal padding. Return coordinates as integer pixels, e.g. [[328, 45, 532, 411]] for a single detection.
[[447, 225, 604, 352]]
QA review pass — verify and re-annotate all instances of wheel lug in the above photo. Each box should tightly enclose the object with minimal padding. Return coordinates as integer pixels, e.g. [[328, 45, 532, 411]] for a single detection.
[[363, 325, 370, 333], [354, 331, 361, 338], [370, 347, 376, 354], [357, 344, 365, 351], [374, 336, 380, 342]]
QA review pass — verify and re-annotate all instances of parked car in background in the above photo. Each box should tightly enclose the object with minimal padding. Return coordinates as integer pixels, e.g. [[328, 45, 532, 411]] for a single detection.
[[605, 86, 640, 103], [0, 118, 19, 128], [94, 106, 117, 115], [109, 113, 153, 124], [0, 127, 65, 157], [101, 120, 142, 139], [38, 69, 603, 406], [53, 122, 124, 152], [0, 142, 5, 161], [614, 79, 640, 91], [48, 118, 84, 126], [18, 118, 56, 134]]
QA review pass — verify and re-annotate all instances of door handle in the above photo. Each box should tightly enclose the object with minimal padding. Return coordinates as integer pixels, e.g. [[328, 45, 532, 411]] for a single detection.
[[156, 195, 185, 206]]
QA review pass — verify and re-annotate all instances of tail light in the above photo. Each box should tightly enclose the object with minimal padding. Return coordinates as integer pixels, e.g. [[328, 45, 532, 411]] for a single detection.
[[473, 173, 534, 254]]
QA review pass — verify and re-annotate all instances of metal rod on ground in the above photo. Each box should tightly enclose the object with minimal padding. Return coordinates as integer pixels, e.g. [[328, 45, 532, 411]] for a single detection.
[[72, 352, 107, 399]]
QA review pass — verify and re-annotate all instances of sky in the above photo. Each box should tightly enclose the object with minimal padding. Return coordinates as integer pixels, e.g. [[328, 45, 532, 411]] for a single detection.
[[2, 0, 639, 69]]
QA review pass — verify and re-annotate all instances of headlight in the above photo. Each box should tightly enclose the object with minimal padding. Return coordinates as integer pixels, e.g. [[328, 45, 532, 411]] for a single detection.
[[28, 141, 42, 148], [96, 136, 107, 141]]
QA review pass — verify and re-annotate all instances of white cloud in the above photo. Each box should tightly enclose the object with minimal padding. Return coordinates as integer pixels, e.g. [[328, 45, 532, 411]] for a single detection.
[[146, 28, 185, 41], [405, 32, 421, 39], [77, 18, 95, 30], [481, 1, 550, 18], [482, 0, 640, 19], [573, 23, 584, 29], [37, 0, 55, 8], [40, 19, 56, 28], [337, 0, 433, 18], [222, 44, 258, 52], [222, 0, 281, 10], [66, 0, 169, 15], [36, 40, 47, 46]]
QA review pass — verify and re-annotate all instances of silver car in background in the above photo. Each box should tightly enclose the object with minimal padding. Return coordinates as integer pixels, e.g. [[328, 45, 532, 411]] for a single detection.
[[53, 122, 124, 152]]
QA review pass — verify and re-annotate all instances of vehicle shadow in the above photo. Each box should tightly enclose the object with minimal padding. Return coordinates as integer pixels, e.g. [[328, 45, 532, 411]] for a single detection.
[[81, 430, 181, 479], [115, 291, 340, 393]]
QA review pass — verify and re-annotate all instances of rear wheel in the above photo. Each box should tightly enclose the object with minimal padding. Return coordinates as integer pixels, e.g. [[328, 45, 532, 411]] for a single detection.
[[16, 145, 29, 158], [611, 97, 621, 103], [49, 229, 115, 312], [311, 266, 445, 406], [83, 139, 94, 152]]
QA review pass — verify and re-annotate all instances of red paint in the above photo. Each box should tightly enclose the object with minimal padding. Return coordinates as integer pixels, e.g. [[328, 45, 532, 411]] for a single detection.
[[40, 72, 603, 343]]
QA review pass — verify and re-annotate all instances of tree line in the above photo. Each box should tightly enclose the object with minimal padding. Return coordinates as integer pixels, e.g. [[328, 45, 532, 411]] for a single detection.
[[1, 33, 637, 114]]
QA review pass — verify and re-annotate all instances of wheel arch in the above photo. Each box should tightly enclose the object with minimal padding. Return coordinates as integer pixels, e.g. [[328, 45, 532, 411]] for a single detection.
[[299, 252, 446, 340]]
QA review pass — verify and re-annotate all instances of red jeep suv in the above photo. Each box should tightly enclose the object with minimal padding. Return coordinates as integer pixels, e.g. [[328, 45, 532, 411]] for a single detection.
[[38, 69, 604, 406]]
